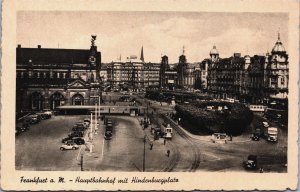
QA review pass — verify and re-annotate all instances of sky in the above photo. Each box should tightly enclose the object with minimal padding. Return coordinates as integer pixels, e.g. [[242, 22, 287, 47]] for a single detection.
[[17, 11, 288, 63]]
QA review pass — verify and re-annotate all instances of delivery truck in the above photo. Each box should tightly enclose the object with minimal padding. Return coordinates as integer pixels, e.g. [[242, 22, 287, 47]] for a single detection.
[[266, 127, 278, 142]]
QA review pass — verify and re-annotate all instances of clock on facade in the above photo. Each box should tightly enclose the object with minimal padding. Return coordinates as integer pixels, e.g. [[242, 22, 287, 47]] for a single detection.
[[89, 56, 96, 63]]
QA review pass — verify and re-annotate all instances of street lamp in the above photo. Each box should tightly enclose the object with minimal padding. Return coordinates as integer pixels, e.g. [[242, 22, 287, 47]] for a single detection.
[[143, 135, 146, 172]]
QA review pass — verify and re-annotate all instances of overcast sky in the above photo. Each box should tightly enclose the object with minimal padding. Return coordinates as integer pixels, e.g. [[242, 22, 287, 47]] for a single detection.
[[17, 11, 288, 63]]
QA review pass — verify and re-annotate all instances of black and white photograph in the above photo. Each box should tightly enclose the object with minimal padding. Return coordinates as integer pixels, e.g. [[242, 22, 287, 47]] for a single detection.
[[1, 0, 299, 191]]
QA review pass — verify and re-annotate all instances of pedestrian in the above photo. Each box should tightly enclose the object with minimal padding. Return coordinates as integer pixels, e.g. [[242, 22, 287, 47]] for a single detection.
[[164, 138, 166, 145], [167, 150, 170, 157], [150, 142, 153, 150], [259, 167, 264, 173], [230, 134, 232, 141]]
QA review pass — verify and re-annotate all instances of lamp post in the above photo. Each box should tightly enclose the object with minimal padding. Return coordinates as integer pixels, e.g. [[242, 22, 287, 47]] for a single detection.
[[90, 112, 93, 153], [90, 112, 93, 139], [95, 102, 97, 130], [98, 95, 101, 119], [143, 135, 146, 172]]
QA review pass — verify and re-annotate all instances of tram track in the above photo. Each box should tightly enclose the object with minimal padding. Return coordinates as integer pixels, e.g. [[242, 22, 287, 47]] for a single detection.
[[161, 138, 181, 172], [160, 114, 201, 172], [136, 97, 200, 172]]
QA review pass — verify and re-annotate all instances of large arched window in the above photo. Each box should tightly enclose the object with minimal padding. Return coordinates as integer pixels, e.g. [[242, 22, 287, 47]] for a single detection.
[[50, 92, 65, 110], [72, 94, 84, 105]]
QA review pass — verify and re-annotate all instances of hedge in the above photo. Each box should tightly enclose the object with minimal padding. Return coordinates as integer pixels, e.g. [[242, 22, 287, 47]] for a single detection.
[[175, 101, 253, 136]]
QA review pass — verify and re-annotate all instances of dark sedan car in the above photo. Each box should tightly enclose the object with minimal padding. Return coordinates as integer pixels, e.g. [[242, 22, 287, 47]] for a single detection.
[[63, 137, 85, 145], [72, 126, 85, 132], [68, 131, 84, 138]]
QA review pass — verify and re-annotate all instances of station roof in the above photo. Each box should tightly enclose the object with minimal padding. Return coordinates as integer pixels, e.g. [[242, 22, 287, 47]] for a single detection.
[[16, 47, 101, 65]]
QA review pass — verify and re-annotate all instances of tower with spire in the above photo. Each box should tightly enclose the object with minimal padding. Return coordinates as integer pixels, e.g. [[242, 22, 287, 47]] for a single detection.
[[140, 46, 144, 62], [266, 30, 289, 101]]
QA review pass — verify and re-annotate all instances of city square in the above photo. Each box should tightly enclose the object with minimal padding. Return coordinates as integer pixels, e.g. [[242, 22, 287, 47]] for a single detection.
[[16, 92, 287, 172], [15, 11, 289, 173]]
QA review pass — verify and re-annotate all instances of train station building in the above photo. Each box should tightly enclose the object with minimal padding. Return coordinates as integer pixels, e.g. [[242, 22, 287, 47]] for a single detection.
[[16, 35, 102, 112]]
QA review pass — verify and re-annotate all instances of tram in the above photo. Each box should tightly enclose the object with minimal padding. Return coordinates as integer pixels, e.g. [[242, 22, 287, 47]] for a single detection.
[[162, 123, 173, 139]]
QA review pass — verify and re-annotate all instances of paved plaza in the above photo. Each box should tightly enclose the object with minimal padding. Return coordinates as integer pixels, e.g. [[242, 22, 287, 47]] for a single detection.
[[16, 96, 287, 172]]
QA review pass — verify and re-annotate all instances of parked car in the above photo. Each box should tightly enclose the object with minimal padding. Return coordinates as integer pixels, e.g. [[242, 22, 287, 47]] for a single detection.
[[36, 112, 48, 120], [44, 111, 52, 118], [63, 137, 85, 145], [83, 118, 91, 126], [16, 125, 29, 135], [37, 111, 52, 119], [16, 127, 24, 135], [27, 114, 40, 124], [72, 126, 85, 132], [60, 143, 79, 150], [75, 122, 87, 128], [68, 131, 84, 138]]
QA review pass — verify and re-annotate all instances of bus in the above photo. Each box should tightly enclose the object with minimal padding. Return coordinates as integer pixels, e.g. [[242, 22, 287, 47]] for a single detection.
[[248, 105, 267, 112]]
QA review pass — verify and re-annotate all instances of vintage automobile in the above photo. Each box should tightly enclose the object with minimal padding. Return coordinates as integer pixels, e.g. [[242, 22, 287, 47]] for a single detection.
[[60, 143, 79, 151], [27, 114, 41, 124], [243, 155, 257, 170], [63, 137, 85, 145], [211, 133, 227, 144], [68, 131, 84, 138], [251, 128, 263, 141], [16, 126, 28, 135], [251, 133, 260, 141], [72, 126, 85, 132], [104, 131, 112, 140], [76, 122, 87, 128], [83, 118, 91, 127]]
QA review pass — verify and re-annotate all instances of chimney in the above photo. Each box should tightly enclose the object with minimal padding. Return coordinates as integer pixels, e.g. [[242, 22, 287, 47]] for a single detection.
[[38, 45, 41, 49], [17, 44, 21, 48]]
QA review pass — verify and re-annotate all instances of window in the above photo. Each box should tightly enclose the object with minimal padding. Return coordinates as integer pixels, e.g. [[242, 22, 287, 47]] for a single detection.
[[281, 77, 285, 85]]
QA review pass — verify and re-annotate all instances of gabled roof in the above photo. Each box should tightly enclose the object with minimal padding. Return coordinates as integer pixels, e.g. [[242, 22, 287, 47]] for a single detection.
[[68, 78, 89, 89]]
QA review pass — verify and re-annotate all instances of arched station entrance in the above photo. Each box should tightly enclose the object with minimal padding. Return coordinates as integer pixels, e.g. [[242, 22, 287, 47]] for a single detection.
[[72, 94, 84, 105], [50, 92, 65, 110]]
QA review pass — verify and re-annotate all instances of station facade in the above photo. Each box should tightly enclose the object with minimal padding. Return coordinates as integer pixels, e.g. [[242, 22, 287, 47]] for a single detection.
[[16, 36, 102, 112]]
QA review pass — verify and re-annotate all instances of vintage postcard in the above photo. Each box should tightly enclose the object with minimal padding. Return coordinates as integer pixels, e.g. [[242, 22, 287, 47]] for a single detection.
[[1, 0, 299, 191]]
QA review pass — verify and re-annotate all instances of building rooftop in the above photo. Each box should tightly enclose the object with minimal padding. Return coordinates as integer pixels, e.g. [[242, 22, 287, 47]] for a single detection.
[[272, 33, 285, 53], [16, 46, 100, 65]]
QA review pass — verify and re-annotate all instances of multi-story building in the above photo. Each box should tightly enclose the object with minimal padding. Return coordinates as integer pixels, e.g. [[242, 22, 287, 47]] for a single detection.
[[176, 51, 200, 91], [105, 50, 160, 91], [159, 55, 177, 90], [265, 33, 289, 102], [16, 35, 102, 112], [199, 59, 209, 90], [206, 33, 288, 106]]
